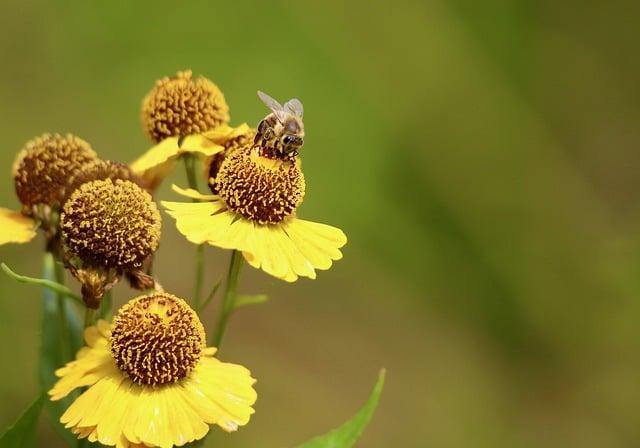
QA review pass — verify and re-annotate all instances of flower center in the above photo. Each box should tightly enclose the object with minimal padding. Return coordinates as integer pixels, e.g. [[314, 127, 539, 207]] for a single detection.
[[110, 293, 205, 386], [65, 159, 145, 202], [61, 179, 161, 270], [214, 145, 305, 224], [141, 69, 229, 142], [13, 133, 97, 210]]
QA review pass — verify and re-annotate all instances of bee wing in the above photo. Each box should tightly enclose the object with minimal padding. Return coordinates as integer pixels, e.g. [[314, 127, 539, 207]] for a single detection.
[[257, 91, 286, 122], [284, 98, 304, 118]]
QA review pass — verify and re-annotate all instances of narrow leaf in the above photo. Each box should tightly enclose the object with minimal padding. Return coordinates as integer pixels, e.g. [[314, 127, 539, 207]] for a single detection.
[[234, 294, 269, 309], [0, 395, 45, 448], [296, 369, 386, 448], [1, 262, 83, 305], [39, 253, 83, 447]]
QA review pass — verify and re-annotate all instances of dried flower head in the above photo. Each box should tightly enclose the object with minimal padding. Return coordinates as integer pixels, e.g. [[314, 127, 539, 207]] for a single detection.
[[214, 145, 305, 224], [13, 133, 97, 211], [61, 179, 161, 270], [141, 70, 230, 142], [110, 293, 205, 386]]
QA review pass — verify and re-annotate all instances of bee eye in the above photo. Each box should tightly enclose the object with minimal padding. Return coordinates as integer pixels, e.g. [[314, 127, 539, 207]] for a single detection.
[[283, 135, 294, 144]]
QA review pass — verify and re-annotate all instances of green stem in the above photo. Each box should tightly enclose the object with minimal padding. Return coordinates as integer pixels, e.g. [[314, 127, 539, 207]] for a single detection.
[[84, 309, 96, 329], [2, 262, 83, 305], [183, 154, 205, 309], [194, 245, 204, 311], [211, 250, 243, 348]]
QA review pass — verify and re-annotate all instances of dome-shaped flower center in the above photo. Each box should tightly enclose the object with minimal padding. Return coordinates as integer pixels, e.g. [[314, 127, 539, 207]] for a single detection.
[[141, 69, 229, 142], [214, 145, 305, 224], [61, 179, 161, 270], [110, 293, 205, 386], [65, 159, 145, 202], [207, 128, 256, 194], [13, 133, 97, 210]]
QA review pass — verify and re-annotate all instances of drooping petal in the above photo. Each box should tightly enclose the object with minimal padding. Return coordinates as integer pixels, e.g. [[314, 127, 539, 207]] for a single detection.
[[180, 134, 225, 157], [240, 218, 346, 281], [281, 218, 347, 270], [130, 137, 182, 175], [180, 356, 257, 432], [161, 200, 230, 244], [171, 184, 217, 201], [0, 207, 37, 245], [130, 135, 225, 189], [201, 123, 251, 145], [49, 323, 116, 401]]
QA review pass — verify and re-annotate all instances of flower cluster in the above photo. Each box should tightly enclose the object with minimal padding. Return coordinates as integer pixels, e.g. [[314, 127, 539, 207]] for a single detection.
[[1, 70, 347, 447]]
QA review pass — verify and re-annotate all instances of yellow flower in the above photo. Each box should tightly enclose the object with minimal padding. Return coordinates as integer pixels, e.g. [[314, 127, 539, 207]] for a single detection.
[[1, 133, 99, 247], [49, 293, 257, 448], [131, 70, 233, 189], [162, 125, 347, 282]]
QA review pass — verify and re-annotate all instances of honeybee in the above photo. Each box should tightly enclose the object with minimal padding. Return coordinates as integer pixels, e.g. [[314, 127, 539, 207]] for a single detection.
[[253, 91, 305, 159]]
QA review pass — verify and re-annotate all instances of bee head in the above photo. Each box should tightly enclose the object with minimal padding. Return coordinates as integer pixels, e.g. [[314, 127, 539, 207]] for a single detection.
[[281, 134, 304, 155]]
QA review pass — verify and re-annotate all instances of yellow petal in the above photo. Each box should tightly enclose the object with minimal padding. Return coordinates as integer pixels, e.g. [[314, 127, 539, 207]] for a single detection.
[[240, 218, 345, 281], [162, 200, 230, 244], [181, 133, 225, 157], [0, 207, 36, 245], [171, 184, 217, 201], [281, 218, 347, 271], [181, 356, 257, 432], [130, 137, 181, 174], [49, 343, 115, 400], [201, 123, 251, 145]]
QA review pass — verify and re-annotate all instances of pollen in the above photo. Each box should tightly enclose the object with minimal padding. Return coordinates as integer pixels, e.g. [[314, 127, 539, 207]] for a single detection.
[[13, 133, 98, 210], [214, 145, 306, 224], [141, 69, 230, 143], [110, 293, 205, 386], [61, 179, 161, 270]]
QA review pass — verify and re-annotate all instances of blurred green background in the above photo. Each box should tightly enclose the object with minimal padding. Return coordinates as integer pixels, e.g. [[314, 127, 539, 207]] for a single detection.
[[1, 0, 640, 446]]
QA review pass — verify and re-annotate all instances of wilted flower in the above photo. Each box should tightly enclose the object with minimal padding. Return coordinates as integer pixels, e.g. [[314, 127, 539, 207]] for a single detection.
[[0, 133, 98, 248], [61, 178, 161, 307]]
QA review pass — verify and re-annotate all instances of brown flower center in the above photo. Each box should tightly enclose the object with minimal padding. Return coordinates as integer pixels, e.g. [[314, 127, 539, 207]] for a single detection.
[[13, 133, 97, 210], [110, 293, 205, 386], [214, 145, 305, 224], [61, 179, 161, 270], [141, 70, 229, 142]]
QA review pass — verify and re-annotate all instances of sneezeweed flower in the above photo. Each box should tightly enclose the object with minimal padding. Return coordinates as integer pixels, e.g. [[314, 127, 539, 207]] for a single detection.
[[61, 178, 161, 308], [0, 133, 98, 248], [49, 292, 257, 448], [131, 70, 231, 189], [162, 123, 347, 282]]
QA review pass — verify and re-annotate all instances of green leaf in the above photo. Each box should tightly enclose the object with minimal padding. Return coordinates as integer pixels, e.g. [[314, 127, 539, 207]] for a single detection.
[[39, 253, 83, 447], [1, 262, 83, 305], [0, 395, 46, 448], [296, 369, 386, 448], [234, 294, 269, 310]]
